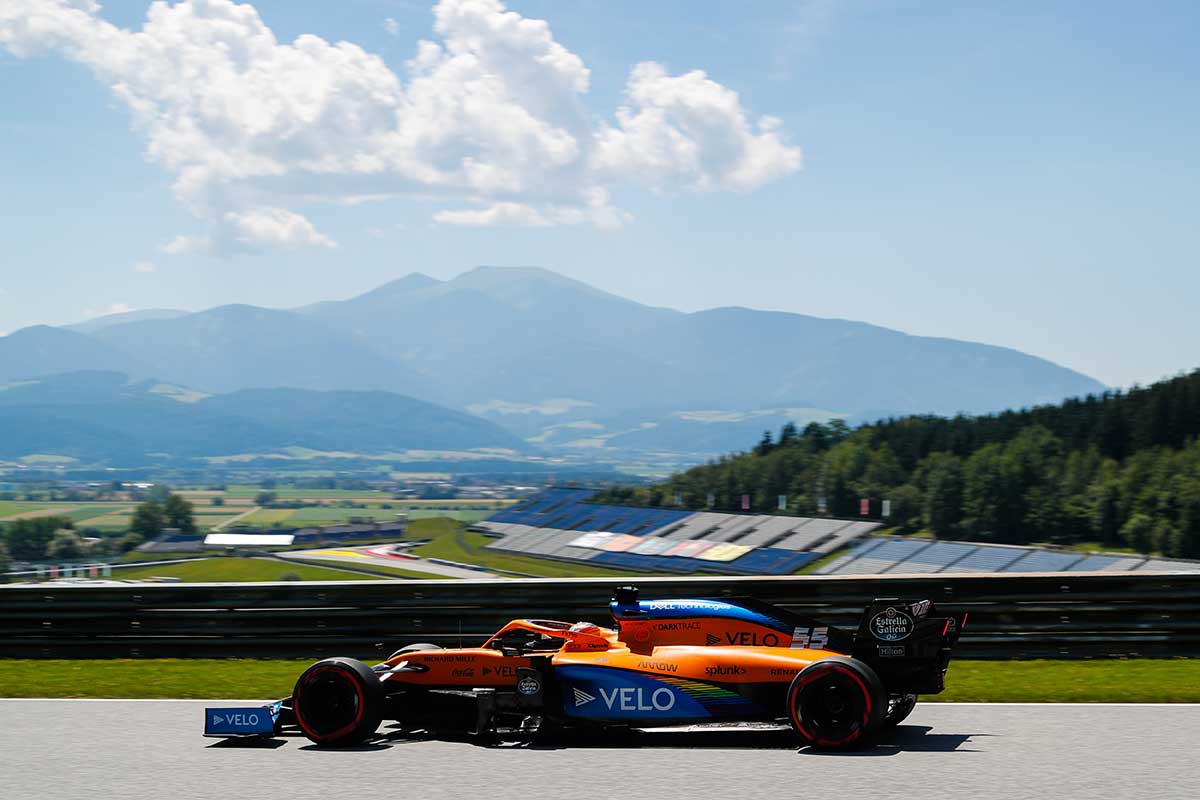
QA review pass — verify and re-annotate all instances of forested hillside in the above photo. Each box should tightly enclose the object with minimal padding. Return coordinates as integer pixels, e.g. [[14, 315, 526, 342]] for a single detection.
[[597, 370, 1200, 558]]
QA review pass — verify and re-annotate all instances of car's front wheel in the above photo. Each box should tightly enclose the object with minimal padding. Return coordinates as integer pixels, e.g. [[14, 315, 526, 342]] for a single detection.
[[292, 657, 383, 746], [787, 657, 885, 749]]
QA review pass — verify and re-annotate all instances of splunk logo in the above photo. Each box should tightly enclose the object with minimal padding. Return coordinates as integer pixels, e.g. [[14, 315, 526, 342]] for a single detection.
[[704, 664, 746, 678], [572, 685, 676, 712]]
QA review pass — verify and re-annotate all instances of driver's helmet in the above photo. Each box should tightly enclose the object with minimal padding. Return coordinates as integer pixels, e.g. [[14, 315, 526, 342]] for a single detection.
[[569, 621, 601, 635]]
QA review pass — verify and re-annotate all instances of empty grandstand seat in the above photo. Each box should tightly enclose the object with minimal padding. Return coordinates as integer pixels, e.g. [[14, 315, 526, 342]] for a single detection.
[[1068, 554, 1145, 572], [940, 545, 1029, 573], [887, 541, 978, 573], [1000, 550, 1084, 572]]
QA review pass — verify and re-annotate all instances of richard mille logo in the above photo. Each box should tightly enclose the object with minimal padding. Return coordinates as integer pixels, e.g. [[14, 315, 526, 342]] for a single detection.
[[573, 688, 596, 707]]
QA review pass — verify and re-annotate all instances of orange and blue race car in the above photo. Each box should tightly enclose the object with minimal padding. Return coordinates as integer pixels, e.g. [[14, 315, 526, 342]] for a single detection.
[[205, 586, 964, 749]]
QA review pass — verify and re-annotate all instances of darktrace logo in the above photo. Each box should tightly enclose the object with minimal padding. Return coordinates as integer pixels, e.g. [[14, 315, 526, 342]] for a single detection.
[[870, 606, 914, 642]]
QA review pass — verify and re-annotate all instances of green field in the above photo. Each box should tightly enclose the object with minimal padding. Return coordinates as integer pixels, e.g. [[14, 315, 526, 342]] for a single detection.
[[0, 501, 47, 518], [224, 486, 392, 499], [238, 508, 297, 525], [111, 557, 391, 583], [64, 505, 135, 524], [1, 658, 1196, 701]]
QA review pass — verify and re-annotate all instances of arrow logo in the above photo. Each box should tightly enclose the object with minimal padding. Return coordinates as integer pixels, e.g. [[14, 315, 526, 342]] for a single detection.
[[705, 633, 721, 646], [573, 687, 596, 707], [211, 714, 223, 725]]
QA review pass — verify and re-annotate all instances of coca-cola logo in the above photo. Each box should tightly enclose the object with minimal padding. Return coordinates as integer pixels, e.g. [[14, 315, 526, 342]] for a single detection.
[[870, 606, 913, 642]]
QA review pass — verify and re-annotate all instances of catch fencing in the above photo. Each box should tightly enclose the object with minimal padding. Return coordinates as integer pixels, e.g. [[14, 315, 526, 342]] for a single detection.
[[2, 571, 1198, 659]]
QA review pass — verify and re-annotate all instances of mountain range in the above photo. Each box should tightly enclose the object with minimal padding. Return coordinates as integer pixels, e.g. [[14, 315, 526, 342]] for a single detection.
[[0, 371, 525, 464], [0, 266, 1106, 462]]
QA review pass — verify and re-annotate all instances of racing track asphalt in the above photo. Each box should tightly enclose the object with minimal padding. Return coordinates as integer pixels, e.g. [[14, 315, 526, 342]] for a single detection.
[[3, 700, 1198, 800]]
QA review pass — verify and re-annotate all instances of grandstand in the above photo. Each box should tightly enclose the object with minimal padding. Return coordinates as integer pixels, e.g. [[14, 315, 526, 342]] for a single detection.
[[814, 536, 1200, 576], [475, 487, 875, 575], [474, 487, 1200, 576]]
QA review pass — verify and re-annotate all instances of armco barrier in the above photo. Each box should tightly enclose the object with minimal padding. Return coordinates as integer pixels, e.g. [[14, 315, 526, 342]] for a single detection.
[[1, 572, 1198, 659]]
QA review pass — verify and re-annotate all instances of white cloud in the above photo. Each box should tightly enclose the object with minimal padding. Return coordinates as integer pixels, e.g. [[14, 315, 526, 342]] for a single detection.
[[0, 0, 801, 249], [433, 187, 632, 229], [132, 260, 156, 273], [594, 62, 803, 192], [82, 302, 134, 319], [383, 17, 400, 36], [162, 206, 336, 255]]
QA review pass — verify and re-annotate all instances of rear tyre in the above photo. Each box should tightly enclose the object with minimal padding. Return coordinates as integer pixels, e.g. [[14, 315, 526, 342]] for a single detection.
[[293, 657, 383, 747], [787, 657, 885, 749], [388, 643, 442, 659], [883, 693, 918, 727]]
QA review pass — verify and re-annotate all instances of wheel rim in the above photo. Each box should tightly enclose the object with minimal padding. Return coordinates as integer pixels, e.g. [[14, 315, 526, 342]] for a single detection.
[[296, 667, 364, 742], [793, 666, 871, 746]]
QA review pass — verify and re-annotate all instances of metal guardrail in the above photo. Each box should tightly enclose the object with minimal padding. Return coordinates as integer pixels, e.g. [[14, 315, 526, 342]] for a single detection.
[[2, 572, 1198, 659]]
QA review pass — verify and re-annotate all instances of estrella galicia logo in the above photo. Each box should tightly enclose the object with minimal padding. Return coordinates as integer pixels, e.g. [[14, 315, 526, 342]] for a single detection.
[[870, 606, 914, 642], [518, 676, 541, 696]]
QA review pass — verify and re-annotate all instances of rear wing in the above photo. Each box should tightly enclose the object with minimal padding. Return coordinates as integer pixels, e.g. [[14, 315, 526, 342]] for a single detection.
[[851, 598, 965, 694]]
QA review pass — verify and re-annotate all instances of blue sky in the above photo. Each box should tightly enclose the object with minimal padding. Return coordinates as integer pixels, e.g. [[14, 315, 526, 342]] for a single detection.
[[1, 0, 1197, 388]]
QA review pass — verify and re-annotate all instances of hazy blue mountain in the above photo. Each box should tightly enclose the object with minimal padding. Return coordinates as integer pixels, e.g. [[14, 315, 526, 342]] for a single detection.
[[0, 372, 525, 463], [647, 306, 1103, 418], [66, 308, 188, 334], [298, 266, 1105, 418], [88, 304, 436, 398], [2, 267, 1109, 459], [0, 326, 147, 383], [200, 388, 527, 452]]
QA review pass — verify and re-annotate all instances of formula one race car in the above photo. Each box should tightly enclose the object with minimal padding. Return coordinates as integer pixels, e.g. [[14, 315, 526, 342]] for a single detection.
[[205, 586, 963, 749]]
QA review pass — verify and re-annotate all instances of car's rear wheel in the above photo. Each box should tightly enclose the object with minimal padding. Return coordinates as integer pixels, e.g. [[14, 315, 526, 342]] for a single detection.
[[787, 657, 885, 749], [293, 658, 383, 746], [883, 693, 918, 727]]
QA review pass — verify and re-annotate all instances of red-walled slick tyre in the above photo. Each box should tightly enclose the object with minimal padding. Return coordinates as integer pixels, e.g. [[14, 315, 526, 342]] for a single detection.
[[292, 658, 383, 747], [787, 656, 885, 749]]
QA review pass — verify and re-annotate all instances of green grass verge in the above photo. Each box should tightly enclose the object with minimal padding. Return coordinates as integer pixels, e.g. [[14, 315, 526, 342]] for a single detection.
[[286, 558, 452, 581], [409, 519, 637, 578], [935, 659, 1200, 702], [1, 659, 1196, 701], [0, 659, 316, 699], [111, 557, 391, 582]]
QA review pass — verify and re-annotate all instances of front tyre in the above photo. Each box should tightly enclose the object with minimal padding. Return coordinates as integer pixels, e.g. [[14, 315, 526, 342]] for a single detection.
[[293, 657, 383, 746], [787, 657, 885, 749], [883, 693, 918, 727]]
